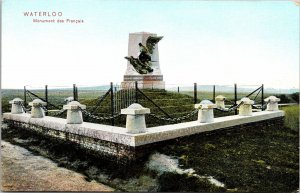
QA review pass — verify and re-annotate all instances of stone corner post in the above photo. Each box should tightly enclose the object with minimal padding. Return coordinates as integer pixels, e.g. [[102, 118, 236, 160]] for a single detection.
[[264, 96, 280, 111], [63, 101, 86, 124], [29, 99, 47, 118], [195, 100, 217, 123], [121, 103, 150, 134], [9, 98, 24, 114], [237, 97, 254, 116], [215, 95, 226, 109]]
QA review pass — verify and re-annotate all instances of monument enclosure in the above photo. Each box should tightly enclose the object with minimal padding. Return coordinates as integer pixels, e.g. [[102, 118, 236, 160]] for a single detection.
[[122, 32, 165, 89]]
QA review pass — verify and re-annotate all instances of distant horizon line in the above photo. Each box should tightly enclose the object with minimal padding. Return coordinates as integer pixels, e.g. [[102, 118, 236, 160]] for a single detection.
[[1, 84, 299, 91]]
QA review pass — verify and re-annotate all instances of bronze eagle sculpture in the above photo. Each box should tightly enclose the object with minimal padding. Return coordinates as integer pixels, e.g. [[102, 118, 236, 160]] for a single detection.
[[125, 36, 163, 74]]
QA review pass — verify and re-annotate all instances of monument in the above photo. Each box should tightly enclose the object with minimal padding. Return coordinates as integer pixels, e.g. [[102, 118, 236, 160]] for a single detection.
[[122, 32, 165, 89]]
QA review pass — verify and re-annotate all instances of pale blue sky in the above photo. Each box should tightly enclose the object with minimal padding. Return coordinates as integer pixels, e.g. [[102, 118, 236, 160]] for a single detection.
[[2, 0, 299, 89]]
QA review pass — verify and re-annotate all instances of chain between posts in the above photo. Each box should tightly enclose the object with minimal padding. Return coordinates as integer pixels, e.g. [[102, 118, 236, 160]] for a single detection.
[[18, 101, 67, 116], [149, 109, 198, 122], [80, 107, 121, 120], [214, 101, 244, 112], [224, 99, 236, 105], [51, 108, 67, 116], [252, 101, 268, 110], [18, 101, 121, 119], [41, 106, 48, 112], [19, 102, 31, 112]]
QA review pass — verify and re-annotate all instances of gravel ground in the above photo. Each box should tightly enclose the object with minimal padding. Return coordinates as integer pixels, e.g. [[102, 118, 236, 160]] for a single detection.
[[1, 140, 114, 191]]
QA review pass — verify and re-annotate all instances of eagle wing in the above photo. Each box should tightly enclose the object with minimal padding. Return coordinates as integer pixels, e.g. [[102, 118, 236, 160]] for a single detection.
[[146, 36, 163, 54]]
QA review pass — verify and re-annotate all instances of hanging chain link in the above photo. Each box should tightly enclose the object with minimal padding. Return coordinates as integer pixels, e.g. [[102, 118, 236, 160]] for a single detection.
[[148, 109, 198, 122], [224, 99, 236, 105], [80, 107, 121, 120], [51, 108, 67, 116], [252, 101, 268, 110], [262, 102, 268, 110], [214, 101, 244, 112], [41, 106, 48, 112], [18, 102, 31, 112], [16, 101, 67, 116]]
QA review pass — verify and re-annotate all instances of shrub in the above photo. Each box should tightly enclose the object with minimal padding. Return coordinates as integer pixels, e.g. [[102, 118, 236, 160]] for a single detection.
[[276, 94, 290, 103], [290, 92, 299, 103], [281, 105, 299, 132]]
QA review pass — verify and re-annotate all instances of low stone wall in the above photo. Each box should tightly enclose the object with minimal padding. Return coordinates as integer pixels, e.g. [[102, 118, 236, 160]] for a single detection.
[[3, 119, 137, 164], [2, 111, 284, 163]]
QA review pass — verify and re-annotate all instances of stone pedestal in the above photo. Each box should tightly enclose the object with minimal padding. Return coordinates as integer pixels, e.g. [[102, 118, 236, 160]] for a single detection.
[[238, 97, 254, 116], [122, 32, 165, 89], [63, 101, 86, 124], [195, 100, 217, 123], [215, 95, 226, 109], [121, 103, 150, 134], [29, 99, 47, 118], [264, 96, 280, 111], [9, 98, 24, 114]]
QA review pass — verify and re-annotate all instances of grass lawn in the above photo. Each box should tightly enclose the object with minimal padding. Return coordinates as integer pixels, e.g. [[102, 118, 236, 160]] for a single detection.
[[156, 105, 299, 192], [158, 123, 298, 192]]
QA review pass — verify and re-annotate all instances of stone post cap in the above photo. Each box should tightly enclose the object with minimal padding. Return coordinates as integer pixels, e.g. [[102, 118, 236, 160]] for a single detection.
[[63, 101, 86, 110], [195, 100, 217, 109], [215, 95, 226, 101], [237, 97, 254, 105], [64, 97, 74, 103], [9, 98, 24, 104], [29, 99, 47, 106], [264, 96, 280, 103], [121, 103, 150, 115]]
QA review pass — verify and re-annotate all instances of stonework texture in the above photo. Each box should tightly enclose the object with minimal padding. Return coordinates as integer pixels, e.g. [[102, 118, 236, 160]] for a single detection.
[[3, 117, 284, 164]]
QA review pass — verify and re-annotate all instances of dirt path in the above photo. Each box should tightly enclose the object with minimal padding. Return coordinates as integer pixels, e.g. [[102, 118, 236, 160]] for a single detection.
[[1, 141, 114, 191]]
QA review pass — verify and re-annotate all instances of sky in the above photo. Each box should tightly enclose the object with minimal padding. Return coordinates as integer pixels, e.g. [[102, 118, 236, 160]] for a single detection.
[[2, 0, 299, 89]]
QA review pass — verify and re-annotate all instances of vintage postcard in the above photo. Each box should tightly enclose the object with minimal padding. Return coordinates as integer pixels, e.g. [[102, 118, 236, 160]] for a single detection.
[[1, 0, 299, 192]]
